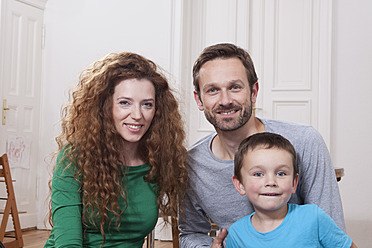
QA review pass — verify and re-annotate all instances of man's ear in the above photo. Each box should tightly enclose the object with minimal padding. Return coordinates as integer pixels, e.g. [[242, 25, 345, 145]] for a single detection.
[[193, 90, 204, 111], [232, 176, 246, 196], [251, 81, 259, 104], [292, 173, 299, 194]]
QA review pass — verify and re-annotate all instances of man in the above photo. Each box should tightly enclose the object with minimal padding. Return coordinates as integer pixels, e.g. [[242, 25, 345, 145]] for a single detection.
[[179, 43, 345, 247]]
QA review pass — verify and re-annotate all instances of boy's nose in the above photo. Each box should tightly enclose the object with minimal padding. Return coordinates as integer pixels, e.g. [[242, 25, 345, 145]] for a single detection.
[[265, 181, 278, 187], [265, 175, 278, 187]]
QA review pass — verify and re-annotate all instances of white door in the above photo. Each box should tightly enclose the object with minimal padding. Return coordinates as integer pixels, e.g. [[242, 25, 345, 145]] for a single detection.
[[182, 0, 332, 149], [252, 0, 333, 148], [0, 0, 43, 229]]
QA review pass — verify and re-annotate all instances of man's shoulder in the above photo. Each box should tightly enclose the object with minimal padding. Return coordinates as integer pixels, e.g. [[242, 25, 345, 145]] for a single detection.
[[262, 118, 311, 130], [186, 132, 217, 169], [262, 118, 320, 139], [187, 132, 216, 152]]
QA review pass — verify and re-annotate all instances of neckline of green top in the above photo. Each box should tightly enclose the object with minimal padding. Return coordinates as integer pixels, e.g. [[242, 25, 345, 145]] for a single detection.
[[122, 163, 149, 170]]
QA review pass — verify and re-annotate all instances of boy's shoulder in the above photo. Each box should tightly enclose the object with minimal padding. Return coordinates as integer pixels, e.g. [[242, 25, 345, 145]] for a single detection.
[[229, 213, 253, 231], [288, 203, 320, 216], [287, 204, 331, 229]]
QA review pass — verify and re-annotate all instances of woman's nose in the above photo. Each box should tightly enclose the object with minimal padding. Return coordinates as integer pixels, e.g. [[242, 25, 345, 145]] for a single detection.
[[130, 105, 142, 120]]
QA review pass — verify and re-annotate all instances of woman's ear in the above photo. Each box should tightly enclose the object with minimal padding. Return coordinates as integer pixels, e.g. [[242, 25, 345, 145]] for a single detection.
[[232, 176, 246, 196]]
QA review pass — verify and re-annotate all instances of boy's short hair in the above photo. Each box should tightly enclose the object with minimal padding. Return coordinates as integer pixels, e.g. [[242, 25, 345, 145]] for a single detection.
[[234, 132, 298, 182]]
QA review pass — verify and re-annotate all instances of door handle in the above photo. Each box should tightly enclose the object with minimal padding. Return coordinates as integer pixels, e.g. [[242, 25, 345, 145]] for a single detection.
[[2, 99, 16, 125]]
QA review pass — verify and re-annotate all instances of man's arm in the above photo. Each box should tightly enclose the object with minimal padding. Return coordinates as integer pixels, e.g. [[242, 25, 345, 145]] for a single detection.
[[179, 190, 214, 247], [298, 127, 346, 231]]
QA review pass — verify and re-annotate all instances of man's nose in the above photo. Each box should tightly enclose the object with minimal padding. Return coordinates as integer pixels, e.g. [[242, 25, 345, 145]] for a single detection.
[[219, 89, 233, 106]]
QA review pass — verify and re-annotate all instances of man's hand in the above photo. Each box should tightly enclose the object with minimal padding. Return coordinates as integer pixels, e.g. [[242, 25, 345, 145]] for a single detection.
[[211, 228, 227, 248]]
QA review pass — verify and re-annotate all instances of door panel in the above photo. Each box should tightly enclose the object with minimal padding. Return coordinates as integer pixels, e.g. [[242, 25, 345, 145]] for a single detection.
[[257, 0, 318, 127]]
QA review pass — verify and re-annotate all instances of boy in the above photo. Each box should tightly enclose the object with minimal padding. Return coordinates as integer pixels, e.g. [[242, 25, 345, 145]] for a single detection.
[[227, 132, 357, 248]]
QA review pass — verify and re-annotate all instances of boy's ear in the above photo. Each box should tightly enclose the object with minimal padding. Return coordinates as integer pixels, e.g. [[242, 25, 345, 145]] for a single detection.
[[292, 173, 299, 194], [232, 176, 246, 196]]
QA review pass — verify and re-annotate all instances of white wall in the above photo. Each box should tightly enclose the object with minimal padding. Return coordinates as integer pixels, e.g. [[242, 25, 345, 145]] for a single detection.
[[38, 0, 177, 228], [332, 0, 372, 247]]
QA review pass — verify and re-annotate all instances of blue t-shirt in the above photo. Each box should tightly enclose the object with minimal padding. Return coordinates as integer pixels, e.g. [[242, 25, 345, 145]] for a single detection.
[[226, 204, 352, 248]]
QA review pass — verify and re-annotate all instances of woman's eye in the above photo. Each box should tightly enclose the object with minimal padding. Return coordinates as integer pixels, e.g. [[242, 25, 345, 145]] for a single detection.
[[143, 102, 154, 108], [119, 100, 129, 106]]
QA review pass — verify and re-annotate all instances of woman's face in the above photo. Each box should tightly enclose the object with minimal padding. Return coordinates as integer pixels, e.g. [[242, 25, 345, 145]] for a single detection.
[[112, 78, 156, 144]]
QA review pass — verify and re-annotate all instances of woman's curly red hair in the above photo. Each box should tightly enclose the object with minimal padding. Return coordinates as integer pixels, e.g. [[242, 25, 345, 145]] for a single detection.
[[49, 52, 188, 241]]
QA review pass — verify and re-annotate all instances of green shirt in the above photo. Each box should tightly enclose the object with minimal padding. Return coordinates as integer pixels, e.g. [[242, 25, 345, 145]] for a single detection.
[[44, 151, 158, 248]]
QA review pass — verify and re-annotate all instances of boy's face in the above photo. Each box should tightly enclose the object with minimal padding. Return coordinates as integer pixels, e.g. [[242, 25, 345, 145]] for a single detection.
[[232, 147, 299, 214]]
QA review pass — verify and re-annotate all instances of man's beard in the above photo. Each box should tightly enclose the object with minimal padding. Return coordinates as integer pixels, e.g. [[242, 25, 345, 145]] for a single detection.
[[204, 102, 253, 131]]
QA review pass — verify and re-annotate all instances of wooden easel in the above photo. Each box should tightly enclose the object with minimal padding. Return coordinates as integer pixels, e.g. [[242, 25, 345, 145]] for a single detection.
[[0, 153, 24, 248]]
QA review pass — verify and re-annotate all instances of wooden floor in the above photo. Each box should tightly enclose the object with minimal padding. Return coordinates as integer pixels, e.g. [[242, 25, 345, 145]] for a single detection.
[[3, 229, 174, 248], [3, 229, 50, 248]]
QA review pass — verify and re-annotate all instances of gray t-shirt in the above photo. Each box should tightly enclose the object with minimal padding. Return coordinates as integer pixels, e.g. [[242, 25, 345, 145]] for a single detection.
[[179, 118, 345, 247]]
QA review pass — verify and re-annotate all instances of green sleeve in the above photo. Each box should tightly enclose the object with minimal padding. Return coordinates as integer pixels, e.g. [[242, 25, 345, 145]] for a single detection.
[[50, 150, 83, 247]]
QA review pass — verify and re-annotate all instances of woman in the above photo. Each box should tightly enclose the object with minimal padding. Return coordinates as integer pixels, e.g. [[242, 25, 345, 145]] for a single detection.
[[44, 52, 188, 247]]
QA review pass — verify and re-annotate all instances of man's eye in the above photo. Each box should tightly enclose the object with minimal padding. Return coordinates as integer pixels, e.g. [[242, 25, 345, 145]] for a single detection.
[[207, 88, 217, 93], [231, 85, 241, 90]]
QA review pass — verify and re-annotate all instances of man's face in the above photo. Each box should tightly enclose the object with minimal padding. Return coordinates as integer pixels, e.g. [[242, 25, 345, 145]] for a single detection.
[[194, 57, 257, 131]]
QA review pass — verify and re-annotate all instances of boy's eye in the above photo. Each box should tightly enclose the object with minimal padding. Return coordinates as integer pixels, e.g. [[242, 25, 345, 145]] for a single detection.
[[277, 171, 287, 176], [253, 172, 263, 177]]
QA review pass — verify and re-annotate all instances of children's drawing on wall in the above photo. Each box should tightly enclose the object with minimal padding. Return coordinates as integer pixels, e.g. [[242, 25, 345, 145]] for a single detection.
[[7, 135, 31, 169]]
